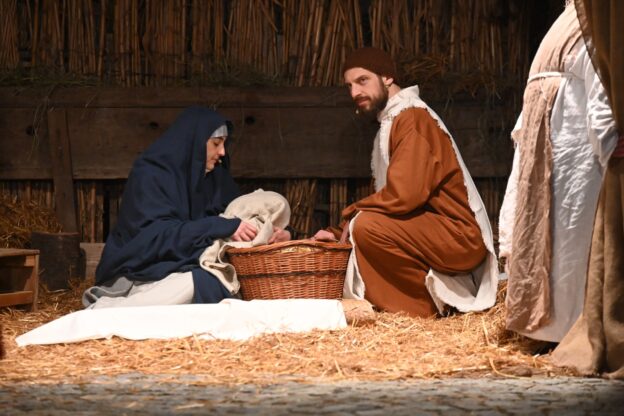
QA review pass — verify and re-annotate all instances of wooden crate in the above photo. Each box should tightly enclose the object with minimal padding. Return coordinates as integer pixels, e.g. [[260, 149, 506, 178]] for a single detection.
[[0, 248, 39, 311]]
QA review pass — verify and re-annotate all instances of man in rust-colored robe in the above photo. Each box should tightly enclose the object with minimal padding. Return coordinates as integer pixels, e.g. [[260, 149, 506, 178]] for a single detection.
[[314, 48, 499, 318]]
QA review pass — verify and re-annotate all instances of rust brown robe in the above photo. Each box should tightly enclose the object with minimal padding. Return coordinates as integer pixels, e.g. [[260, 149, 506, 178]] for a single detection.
[[337, 108, 487, 317]]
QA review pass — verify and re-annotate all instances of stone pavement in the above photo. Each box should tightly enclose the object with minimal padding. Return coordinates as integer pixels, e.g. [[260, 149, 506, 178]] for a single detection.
[[2, 375, 623, 415]]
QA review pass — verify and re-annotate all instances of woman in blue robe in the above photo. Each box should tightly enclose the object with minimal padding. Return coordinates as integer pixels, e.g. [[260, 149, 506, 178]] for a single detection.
[[83, 106, 269, 307]]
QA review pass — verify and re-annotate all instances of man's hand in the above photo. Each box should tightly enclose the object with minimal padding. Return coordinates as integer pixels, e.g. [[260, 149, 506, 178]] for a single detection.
[[312, 230, 338, 241], [268, 226, 291, 244], [231, 220, 258, 242]]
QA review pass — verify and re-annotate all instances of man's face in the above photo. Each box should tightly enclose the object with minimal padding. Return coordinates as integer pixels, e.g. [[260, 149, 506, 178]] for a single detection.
[[344, 67, 389, 118], [205, 136, 226, 172]]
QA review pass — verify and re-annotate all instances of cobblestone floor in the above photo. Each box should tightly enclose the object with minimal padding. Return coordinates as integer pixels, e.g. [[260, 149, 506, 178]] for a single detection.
[[2, 375, 623, 415]]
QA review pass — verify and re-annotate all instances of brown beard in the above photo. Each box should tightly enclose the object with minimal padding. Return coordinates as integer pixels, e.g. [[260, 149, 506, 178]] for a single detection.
[[356, 76, 389, 120]]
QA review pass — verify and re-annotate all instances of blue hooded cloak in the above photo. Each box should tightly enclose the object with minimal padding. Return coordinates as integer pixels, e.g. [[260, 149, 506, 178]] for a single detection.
[[95, 106, 241, 303]]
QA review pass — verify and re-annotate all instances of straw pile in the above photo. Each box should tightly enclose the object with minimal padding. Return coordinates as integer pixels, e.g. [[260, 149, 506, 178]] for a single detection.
[[0, 278, 573, 385], [0, 194, 62, 249], [0, 180, 112, 245]]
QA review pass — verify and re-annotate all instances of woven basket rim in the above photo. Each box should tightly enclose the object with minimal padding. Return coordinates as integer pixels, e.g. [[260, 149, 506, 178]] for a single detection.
[[226, 239, 351, 255]]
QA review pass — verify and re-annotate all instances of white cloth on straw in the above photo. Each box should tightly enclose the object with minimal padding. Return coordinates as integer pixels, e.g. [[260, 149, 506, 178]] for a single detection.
[[15, 299, 347, 346]]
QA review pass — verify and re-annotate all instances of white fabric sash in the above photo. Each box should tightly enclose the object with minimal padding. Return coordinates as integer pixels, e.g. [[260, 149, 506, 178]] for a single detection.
[[526, 71, 575, 84]]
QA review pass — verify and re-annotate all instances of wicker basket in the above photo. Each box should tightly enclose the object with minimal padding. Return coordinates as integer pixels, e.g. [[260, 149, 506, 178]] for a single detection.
[[226, 239, 352, 300]]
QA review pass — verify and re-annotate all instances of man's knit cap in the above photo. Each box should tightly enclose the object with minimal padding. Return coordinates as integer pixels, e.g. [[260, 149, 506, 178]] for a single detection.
[[342, 47, 398, 81]]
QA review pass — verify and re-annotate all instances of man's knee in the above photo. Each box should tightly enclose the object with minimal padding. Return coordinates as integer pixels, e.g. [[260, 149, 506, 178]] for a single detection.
[[352, 211, 391, 250]]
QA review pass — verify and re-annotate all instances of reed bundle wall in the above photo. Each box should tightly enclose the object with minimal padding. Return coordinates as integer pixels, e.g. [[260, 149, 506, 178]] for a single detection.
[[2, 0, 536, 88]]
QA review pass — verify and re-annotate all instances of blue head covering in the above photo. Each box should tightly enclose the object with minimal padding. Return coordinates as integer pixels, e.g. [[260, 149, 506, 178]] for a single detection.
[[95, 107, 241, 302]]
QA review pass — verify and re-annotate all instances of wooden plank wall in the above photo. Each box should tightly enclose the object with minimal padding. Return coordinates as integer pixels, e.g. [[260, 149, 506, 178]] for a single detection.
[[0, 86, 512, 242]]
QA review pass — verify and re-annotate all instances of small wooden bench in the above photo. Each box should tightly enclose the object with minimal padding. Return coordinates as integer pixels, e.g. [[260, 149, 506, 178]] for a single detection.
[[0, 248, 40, 311]]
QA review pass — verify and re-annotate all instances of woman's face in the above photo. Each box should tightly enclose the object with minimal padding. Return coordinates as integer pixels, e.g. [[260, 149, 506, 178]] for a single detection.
[[205, 136, 226, 172]]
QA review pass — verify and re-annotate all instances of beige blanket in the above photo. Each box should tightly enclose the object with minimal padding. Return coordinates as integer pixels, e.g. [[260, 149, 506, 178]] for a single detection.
[[199, 189, 291, 294]]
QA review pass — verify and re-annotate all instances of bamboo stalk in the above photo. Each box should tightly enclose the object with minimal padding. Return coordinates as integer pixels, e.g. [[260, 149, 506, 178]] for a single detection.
[[0, 0, 19, 68], [215, 0, 223, 60], [316, 0, 336, 86], [24, 181, 32, 202], [87, 0, 96, 73], [136, 0, 142, 85], [295, 3, 314, 86], [53, 0, 62, 69], [191, 0, 199, 74], [181, 0, 187, 80], [154, 1, 160, 85], [308, 1, 323, 85], [89, 182, 96, 243], [28, 0, 38, 67], [126, 0, 130, 85], [145, 0, 151, 85], [77, 182, 84, 240], [156, 0, 162, 85], [115, 0, 122, 84], [225, 0, 235, 64], [167, 0, 172, 83], [157, 0, 163, 85], [172, 1, 177, 81], [322, 1, 340, 86], [329, 179, 348, 227], [124, 0, 129, 86], [96, 182, 104, 242]]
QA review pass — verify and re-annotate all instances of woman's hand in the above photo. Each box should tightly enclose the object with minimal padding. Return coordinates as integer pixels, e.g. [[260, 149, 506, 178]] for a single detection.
[[231, 220, 258, 242], [268, 226, 291, 244], [312, 230, 338, 241]]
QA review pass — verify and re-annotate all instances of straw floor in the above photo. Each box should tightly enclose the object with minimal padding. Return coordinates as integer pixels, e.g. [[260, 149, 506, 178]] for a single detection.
[[0, 278, 574, 386]]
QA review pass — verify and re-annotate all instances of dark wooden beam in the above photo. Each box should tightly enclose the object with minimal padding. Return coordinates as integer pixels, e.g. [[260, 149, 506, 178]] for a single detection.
[[0, 87, 513, 180], [47, 108, 78, 233], [0, 86, 355, 108]]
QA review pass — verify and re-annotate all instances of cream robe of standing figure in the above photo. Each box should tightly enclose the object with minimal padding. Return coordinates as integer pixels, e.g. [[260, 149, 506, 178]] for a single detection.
[[498, 3, 618, 342]]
